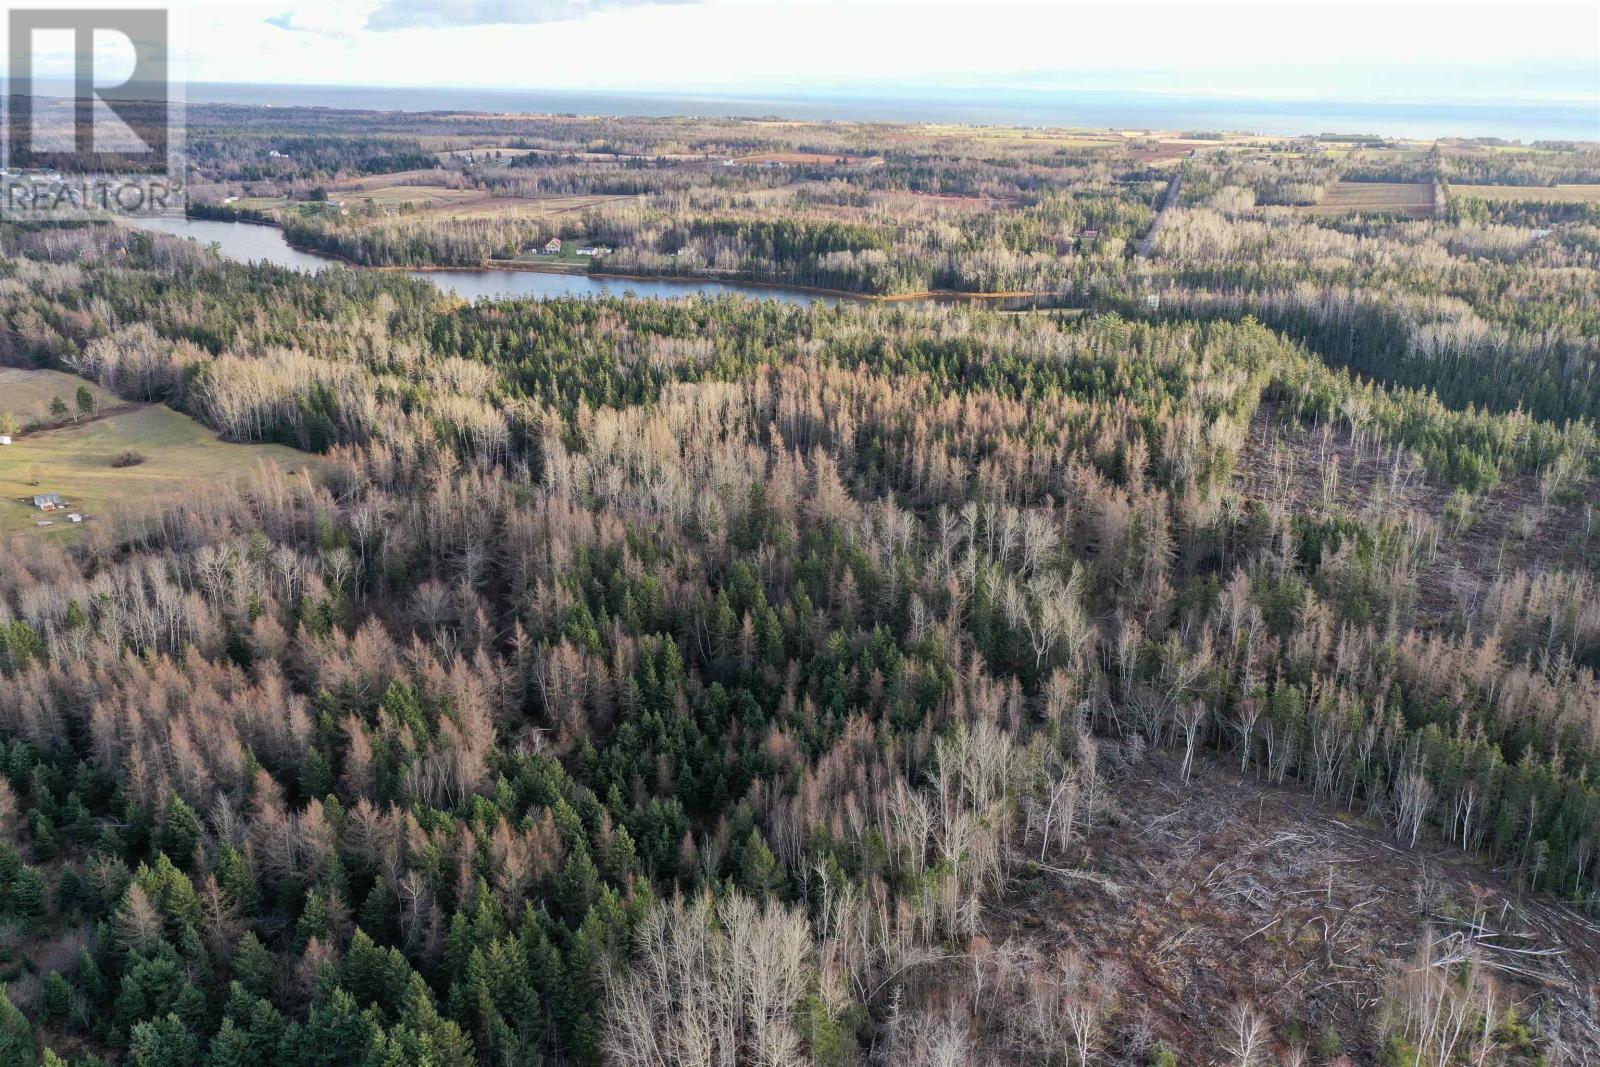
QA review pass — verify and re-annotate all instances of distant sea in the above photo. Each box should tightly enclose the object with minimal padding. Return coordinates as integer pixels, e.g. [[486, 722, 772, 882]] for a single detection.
[[182, 82, 1599, 142]]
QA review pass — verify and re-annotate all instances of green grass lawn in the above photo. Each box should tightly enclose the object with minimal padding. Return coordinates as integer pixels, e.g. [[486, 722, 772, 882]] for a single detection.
[[1453, 184, 1600, 204], [0, 400, 317, 537], [231, 196, 292, 211], [545, 239, 605, 263], [0, 368, 119, 428], [503, 238, 607, 267]]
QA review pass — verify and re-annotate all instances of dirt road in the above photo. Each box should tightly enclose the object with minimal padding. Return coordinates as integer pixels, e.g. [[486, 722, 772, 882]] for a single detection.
[[1136, 172, 1182, 257]]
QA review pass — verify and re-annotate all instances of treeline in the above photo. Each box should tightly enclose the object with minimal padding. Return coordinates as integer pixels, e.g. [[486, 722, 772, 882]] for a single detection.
[[277, 215, 550, 268], [189, 129, 439, 184], [587, 189, 1150, 294], [1150, 205, 1600, 427], [1447, 195, 1600, 229]]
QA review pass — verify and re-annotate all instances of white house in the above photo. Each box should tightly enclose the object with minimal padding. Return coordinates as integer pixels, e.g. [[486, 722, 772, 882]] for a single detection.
[[0, 435, 11, 446]]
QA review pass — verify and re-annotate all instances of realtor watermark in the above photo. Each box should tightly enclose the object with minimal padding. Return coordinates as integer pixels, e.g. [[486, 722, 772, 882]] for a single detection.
[[3, 7, 184, 220]]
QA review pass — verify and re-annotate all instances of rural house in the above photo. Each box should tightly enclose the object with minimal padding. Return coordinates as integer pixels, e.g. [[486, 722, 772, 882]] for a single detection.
[[33, 492, 65, 511], [544, 237, 563, 254], [0, 435, 11, 446]]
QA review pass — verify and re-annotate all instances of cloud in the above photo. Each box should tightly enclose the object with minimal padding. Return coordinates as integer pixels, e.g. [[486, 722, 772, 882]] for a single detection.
[[264, 10, 354, 40], [366, 0, 696, 32]]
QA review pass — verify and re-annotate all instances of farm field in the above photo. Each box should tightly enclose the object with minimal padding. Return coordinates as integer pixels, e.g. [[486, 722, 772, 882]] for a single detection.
[[1301, 180, 1435, 217], [0, 399, 316, 536], [0, 368, 118, 427], [331, 169, 453, 191], [1451, 183, 1600, 203], [415, 192, 638, 223], [433, 145, 541, 160], [727, 151, 880, 165], [228, 195, 293, 211], [340, 184, 486, 208]]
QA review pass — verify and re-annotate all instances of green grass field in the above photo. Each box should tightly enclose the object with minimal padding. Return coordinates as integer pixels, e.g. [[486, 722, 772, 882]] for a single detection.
[[1, 390, 316, 536], [231, 196, 293, 211], [1452, 184, 1600, 204], [345, 185, 486, 208], [0, 368, 118, 428]]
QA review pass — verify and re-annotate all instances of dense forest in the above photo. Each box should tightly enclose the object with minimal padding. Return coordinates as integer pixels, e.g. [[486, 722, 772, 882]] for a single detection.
[[0, 109, 1598, 1066]]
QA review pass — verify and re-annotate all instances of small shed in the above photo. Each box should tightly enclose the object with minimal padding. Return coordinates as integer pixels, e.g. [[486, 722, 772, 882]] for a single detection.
[[33, 492, 65, 511], [0, 434, 11, 445]]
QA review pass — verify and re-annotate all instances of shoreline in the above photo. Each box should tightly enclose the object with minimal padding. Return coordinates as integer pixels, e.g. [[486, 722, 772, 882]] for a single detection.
[[190, 213, 1056, 305]]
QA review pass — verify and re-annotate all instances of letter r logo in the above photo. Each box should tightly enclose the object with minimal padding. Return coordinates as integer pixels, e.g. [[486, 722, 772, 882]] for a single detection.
[[6, 8, 169, 173]]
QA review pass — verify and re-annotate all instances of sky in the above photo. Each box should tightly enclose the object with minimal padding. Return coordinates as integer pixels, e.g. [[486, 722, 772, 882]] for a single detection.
[[7, 0, 1599, 105]]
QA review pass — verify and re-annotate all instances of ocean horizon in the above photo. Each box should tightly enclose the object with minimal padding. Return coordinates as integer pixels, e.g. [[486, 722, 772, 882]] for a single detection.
[[176, 82, 1597, 142]]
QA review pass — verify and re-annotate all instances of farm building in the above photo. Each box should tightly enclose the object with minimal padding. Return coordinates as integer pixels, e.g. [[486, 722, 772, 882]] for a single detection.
[[0, 435, 11, 445], [33, 493, 65, 511], [543, 237, 563, 254]]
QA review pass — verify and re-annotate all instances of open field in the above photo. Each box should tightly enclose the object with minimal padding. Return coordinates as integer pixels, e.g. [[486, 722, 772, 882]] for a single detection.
[[230, 196, 293, 211], [0, 368, 118, 428], [433, 145, 542, 160], [1126, 141, 1201, 165], [0, 399, 316, 536], [1452, 184, 1600, 203], [331, 169, 464, 192], [434, 145, 707, 163], [342, 184, 486, 207], [1301, 180, 1435, 217], [417, 192, 639, 222], [727, 151, 880, 165], [1349, 146, 1430, 160]]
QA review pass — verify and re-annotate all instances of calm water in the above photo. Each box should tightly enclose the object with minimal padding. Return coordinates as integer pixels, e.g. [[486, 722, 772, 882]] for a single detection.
[[122, 217, 844, 306], [185, 82, 1600, 143]]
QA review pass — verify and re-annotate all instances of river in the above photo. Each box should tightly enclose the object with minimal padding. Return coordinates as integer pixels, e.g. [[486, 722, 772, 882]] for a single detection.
[[122, 217, 847, 306]]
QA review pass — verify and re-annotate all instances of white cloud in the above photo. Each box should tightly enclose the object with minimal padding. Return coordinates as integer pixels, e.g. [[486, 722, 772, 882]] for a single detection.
[[364, 0, 697, 31], [264, 10, 352, 39], [127, 0, 1599, 108]]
